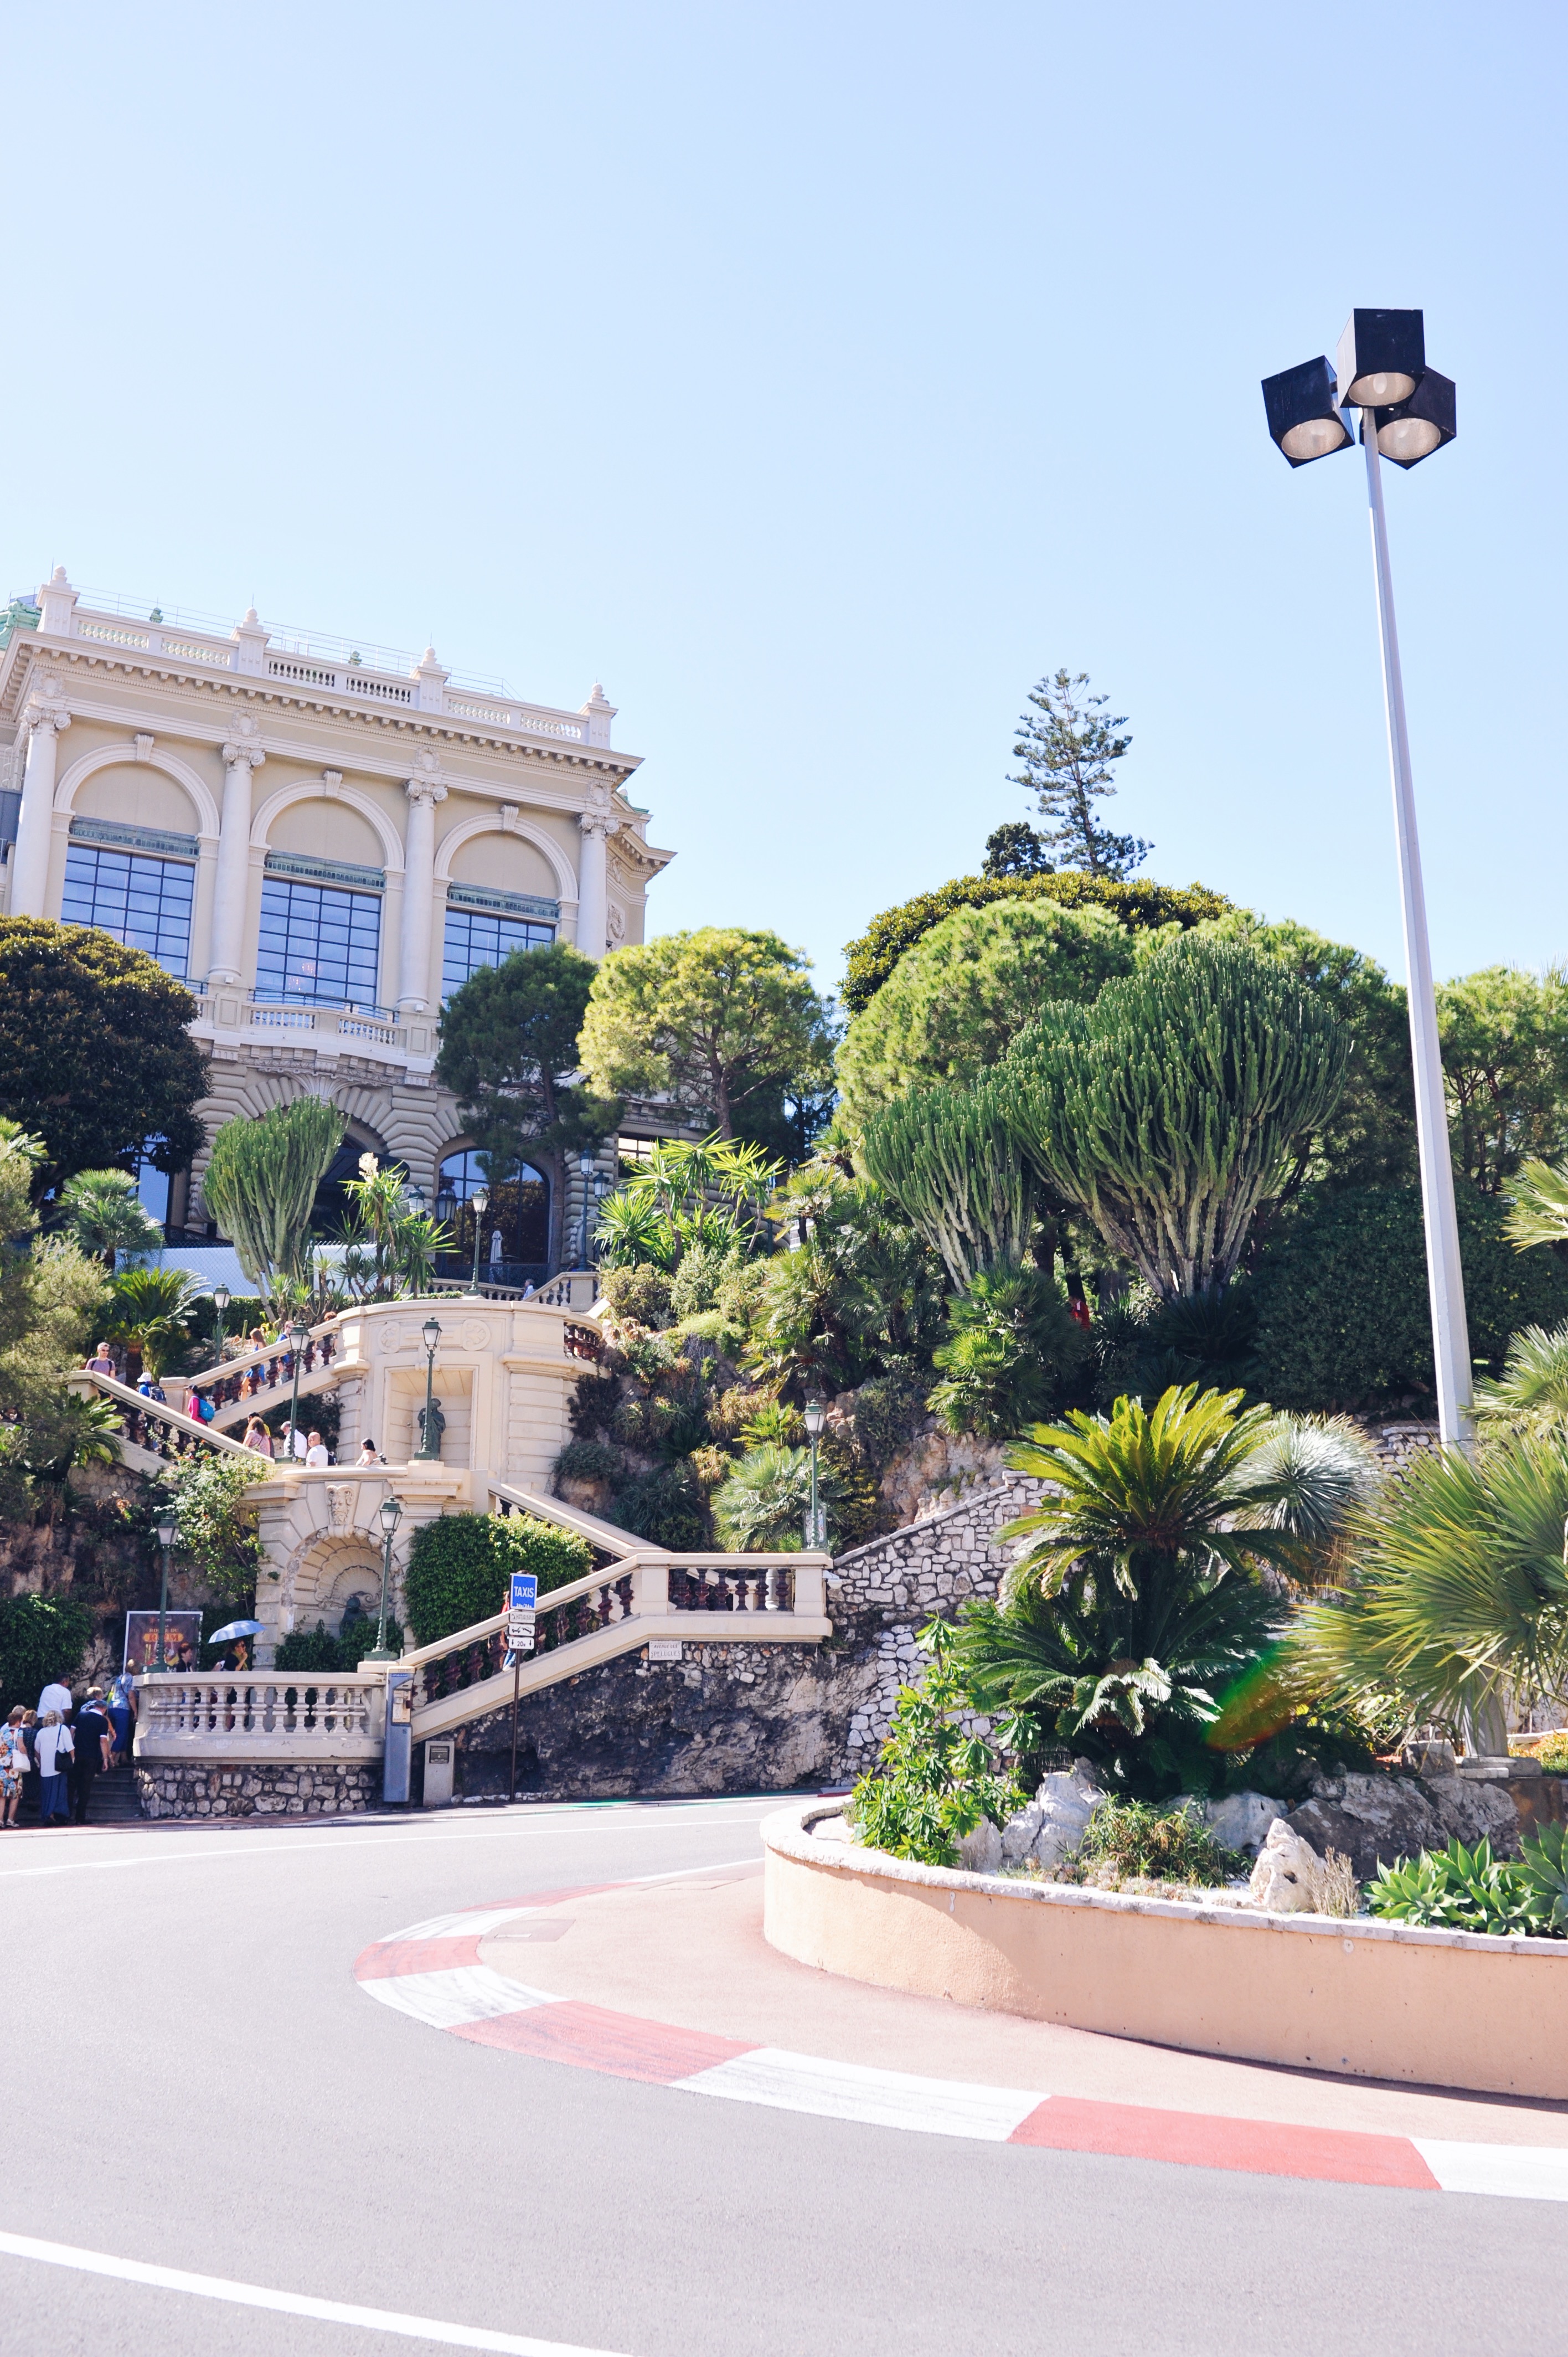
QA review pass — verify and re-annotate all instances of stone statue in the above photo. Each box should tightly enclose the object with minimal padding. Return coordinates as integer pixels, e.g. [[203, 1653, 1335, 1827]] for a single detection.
[[417, 1396, 446, 1457]]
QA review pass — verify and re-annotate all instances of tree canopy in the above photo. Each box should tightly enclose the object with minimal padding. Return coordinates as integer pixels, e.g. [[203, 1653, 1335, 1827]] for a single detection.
[[0, 919, 208, 1195], [836, 897, 1135, 1132], [1008, 670, 1148, 878], [0, 1126, 110, 1506], [1436, 964, 1568, 1194], [435, 940, 617, 1173], [578, 927, 836, 1143]]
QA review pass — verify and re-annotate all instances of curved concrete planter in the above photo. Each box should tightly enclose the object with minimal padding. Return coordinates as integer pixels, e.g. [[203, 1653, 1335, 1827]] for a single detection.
[[762, 1802, 1568, 2099]]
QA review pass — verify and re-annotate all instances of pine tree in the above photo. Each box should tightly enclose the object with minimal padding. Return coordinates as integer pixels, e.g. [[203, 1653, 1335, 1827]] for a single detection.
[[1008, 670, 1149, 878]]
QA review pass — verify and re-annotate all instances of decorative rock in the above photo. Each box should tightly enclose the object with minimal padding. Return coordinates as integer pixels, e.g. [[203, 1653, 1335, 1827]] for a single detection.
[[1248, 1818, 1327, 1913], [1199, 1791, 1289, 1859], [1286, 1769, 1521, 1885], [958, 1818, 1002, 1874], [1031, 1761, 1105, 1870], [999, 1801, 1044, 1863]]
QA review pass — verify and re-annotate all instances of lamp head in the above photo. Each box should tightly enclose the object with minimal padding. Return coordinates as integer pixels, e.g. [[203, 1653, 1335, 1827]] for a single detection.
[[155, 1506, 177, 1551], [472, 1187, 488, 1216], [421, 1316, 442, 1354], [435, 1187, 457, 1224], [1336, 307, 1425, 408], [403, 1182, 426, 1216], [212, 1284, 230, 1315], [579, 1150, 595, 1177], [379, 1493, 404, 1536], [1368, 368, 1456, 468], [1261, 356, 1354, 466], [288, 1319, 309, 1347], [802, 1391, 827, 1438]]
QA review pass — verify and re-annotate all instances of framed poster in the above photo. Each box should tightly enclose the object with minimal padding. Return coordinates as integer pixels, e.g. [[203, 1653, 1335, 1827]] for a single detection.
[[123, 1612, 203, 1674]]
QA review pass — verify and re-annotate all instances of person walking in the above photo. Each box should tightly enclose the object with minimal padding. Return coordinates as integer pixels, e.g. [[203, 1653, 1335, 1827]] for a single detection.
[[105, 1670, 136, 1767], [305, 1429, 331, 1467], [37, 1674, 73, 1723], [83, 1341, 116, 1378], [34, 1712, 73, 1825], [0, 1708, 26, 1827], [70, 1689, 112, 1825], [17, 1711, 40, 1823], [242, 1418, 274, 1457]]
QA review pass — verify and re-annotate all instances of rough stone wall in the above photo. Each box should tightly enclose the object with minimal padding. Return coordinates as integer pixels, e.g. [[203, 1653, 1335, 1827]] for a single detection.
[[136, 1759, 380, 1819], [450, 1476, 1039, 1802], [1362, 1418, 1440, 1473]]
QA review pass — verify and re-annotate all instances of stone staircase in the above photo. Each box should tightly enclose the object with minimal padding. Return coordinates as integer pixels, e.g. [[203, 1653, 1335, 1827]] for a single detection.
[[85, 1764, 141, 1825]]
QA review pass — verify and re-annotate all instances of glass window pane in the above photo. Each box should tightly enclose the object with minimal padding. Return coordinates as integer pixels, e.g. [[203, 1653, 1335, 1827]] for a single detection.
[[441, 905, 555, 1001], [61, 842, 193, 979], [256, 877, 382, 1005]]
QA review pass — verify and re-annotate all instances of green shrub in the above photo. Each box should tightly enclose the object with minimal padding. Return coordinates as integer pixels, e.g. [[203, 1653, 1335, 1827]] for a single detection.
[[1365, 1835, 1564, 1938], [845, 1374, 927, 1471], [600, 1264, 675, 1329], [273, 1614, 403, 1671], [1055, 1797, 1247, 1888], [613, 1462, 710, 1550], [553, 1438, 625, 1488], [0, 1593, 95, 1715], [669, 1242, 741, 1321], [1521, 1733, 1568, 1772], [1251, 1181, 1568, 1412], [847, 1618, 1022, 1866], [929, 1264, 1090, 1438], [403, 1512, 591, 1647]]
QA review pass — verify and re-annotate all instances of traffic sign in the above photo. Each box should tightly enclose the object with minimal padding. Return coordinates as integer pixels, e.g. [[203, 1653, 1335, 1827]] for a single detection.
[[509, 1573, 538, 1612], [507, 1610, 536, 1644]]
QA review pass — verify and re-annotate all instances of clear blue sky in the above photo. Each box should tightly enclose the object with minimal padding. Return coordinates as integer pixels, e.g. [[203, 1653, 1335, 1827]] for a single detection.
[[6, 4, 1562, 1000]]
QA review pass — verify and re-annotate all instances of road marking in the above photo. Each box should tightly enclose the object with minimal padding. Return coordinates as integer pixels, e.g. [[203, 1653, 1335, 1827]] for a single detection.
[[1414, 2139, 1568, 2199], [361, 1965, 563, 2029], [678, 2047, 1043, 2139], [0, 2227, 632, 2355]]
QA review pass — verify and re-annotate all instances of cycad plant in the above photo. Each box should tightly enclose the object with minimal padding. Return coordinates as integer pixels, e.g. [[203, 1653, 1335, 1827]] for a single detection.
[[56, 1169, 164, 1268], [1007, 933, 1350, 1300], [203, 1098, 345, 1303], [954, 1384, 1379, 1797], [105, 1265, 205, 1377]]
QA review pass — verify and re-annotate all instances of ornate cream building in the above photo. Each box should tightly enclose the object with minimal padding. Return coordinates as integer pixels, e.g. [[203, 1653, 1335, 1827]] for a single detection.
[[0, 570, 673, 1272]]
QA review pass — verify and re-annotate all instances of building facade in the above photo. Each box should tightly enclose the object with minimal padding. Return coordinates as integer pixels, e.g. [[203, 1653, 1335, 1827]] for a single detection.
[[0, 571, 673, 1272]]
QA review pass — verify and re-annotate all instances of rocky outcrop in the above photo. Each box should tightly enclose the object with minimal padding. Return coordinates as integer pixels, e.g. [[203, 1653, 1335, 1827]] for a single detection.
[[1285, 1770, 1521, 1883], [1248, 1818, 1329, 1913]]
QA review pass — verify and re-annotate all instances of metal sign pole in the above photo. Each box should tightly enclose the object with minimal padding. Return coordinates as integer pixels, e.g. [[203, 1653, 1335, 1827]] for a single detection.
[[509, 1653, 520, 1803]]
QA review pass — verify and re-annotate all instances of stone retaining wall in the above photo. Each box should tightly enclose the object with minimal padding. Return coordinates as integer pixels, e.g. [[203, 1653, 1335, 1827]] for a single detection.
[[135, 1759, 381, 1819]]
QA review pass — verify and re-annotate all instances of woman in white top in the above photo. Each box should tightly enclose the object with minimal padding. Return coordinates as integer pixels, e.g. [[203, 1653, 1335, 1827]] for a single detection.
[[0, 1707, 25, 1827], [35, 1711, 74, 1825]]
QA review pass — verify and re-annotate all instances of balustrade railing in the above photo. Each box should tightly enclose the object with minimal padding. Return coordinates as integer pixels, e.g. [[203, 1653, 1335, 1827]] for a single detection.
[[187, 1322, 340, 1414], [135, 1672, 384, 1756], [69, 1371, 264, 1466]]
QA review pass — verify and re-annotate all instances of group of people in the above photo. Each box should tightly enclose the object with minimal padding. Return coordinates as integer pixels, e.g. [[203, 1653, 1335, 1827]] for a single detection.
[[238, 1421, 333, 1463], [0, 1674, 133, 1829]]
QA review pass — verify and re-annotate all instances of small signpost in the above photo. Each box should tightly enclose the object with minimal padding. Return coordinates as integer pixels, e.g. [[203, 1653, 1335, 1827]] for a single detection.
[[506, 1573, 538, 1802]]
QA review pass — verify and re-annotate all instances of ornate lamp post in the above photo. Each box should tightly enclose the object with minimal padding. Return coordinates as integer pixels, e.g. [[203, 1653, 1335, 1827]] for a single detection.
[[577, 1151, 596, 1269], [368, 1492, 403, 1661], [286, 1316, 310, 1461], [415, 1316, 442, 1460], [470, 1186, 489, 1290], [802, 1391, 827, 1550], [210, 1282, 230, 1369], [154, 1502, 177, 1671]]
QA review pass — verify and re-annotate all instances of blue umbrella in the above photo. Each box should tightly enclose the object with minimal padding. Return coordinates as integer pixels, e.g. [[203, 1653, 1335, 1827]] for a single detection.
[[207, 1620, 264, 1645]]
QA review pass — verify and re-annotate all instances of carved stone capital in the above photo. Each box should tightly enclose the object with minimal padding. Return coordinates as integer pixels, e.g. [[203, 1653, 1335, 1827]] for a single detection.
[[221, 735, 266, 774], [405, 776, 448, 810], [22, 688, 70, 738]]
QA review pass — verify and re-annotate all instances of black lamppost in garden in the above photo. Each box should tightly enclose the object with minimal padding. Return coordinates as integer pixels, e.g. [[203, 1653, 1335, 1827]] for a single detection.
[[577, 1151, 596, 1269], [802, 1390, 827, 1550], [154, 1502, 177, 1671], [286, 1316, 310, 1461], [1261, 309, 1472, 1458], [369, 1491, 403, 1661], [469, 1186, 489, 1290], [210, 1283, 230, 1369], [415, 1317, 442, 1460]]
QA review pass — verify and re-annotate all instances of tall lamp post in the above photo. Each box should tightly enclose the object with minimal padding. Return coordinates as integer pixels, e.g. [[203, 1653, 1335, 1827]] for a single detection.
[[415, 1316, 442, 1460], [285, 1316, 309, 1461], [577, 1151, 596, 1269], [154, 1502, 177, 1672], [1262, 310, 1472, 1458], [210, 1283, 230, 1370], [469, 1186, 489, 1291], [368, 1492, 403, 1661], [802, 1390, 827, 1551]]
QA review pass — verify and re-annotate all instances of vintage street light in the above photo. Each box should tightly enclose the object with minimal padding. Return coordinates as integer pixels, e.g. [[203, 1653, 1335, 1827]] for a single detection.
[[470, 1186, 489, 1290], [1260, 309, 1473, 1465], [210, 1282, 231, 1369], [154, 1502, 177, 1672], [415, 1316, 442, 1460], [286, 1316, 310, 1461], [802, 1390, 827, 1551], [577, 1151, 596, 1269], [369, 1491, 404, 1661]]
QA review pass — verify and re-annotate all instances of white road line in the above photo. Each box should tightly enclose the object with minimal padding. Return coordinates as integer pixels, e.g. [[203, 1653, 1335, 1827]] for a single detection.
[[384, 1907, 539, 1942], [675, 2047, 1045, 2140], [361, 1966, 562, 2029], [0, 1807, 773, 1882], [1413, 2139, 1568, 2201], [0, 2228, 631, 2354]]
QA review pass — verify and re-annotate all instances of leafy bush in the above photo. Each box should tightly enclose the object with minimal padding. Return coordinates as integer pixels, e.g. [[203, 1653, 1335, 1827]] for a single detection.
[[612, 1462, 711, 1551], [845, 1374, 927, 1471], [403, 1512, 591, 1647], [711, 1443, 838, 1551], [1055, 1798, 1248, 1888], [929, 1264, 1091, 1438], [600, 1263, 675, 1329], [847, 1619, 1022, 1866], [1250, 1181, 1568, 1412], [670, 1242, 744, 1322], [553, 1438, 624, 1488], [1520, 1733, 1568, 1772], [157, 1455, 263, 1610], [0, 1593, 95, 1715], [1365, 1834, 1565, 1938], [274, 1613, 404, 1672]]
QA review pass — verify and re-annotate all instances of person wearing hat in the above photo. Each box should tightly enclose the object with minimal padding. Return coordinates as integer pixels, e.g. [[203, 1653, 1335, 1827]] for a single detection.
[[70, 1689, 113, 1825]]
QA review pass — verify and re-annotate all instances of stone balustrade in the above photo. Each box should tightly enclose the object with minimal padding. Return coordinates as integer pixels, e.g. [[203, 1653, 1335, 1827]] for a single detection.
[[135, 1671, 386, 1762]]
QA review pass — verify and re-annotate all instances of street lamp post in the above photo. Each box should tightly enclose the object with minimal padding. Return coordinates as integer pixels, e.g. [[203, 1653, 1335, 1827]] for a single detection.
[[368, 1492, 403, 1661], [210, 1283, 230, 1370], [802, 1391, 826, 1551], [1261, 309, 1474, 1459], [285, 1316, 309, 1462], [577, 1151, 595, 1269], [415, 1316, 442, 1460], [470, 1187, 489, 1291], [154, 1502, 177, 1672]]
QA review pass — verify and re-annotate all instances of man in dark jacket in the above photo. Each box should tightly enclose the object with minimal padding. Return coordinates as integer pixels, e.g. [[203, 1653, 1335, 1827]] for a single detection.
[[71, 1689, 113, 1824]]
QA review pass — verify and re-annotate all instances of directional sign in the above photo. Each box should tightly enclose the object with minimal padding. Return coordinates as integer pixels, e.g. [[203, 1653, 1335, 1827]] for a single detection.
[[507, 1611, 536, 1642], [509, 1573, 538, 1613]]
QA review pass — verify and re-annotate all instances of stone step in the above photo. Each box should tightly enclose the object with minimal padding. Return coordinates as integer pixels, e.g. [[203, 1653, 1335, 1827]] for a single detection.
[[84, 1767, 142, 1824]]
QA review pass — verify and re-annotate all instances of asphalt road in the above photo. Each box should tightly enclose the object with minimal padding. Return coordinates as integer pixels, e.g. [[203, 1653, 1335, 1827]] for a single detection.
[[4, 1796, 1566, 2357]]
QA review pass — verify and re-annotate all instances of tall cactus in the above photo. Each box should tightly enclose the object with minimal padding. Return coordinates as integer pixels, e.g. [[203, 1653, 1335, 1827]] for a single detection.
[[1008, 933, 1349, 1300], [202, 1097, 345, 1302], [860, 1074, 1036, 1289]]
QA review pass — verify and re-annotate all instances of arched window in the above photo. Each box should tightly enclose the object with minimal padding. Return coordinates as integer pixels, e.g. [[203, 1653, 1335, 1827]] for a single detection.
[[435, 1150, 550, 1281]]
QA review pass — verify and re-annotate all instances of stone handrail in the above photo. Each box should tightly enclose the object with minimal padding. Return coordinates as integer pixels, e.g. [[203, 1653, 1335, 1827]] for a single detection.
[[186, 1317, 342, 1411], [134, 1671, 385, 1761], [487, 1479, 648, 1561], [68, 1371, 266, 1466]]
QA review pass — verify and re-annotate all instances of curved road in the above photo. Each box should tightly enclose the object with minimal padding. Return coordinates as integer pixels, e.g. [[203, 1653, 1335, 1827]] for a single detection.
[[6, 1798, 1563, 2356]]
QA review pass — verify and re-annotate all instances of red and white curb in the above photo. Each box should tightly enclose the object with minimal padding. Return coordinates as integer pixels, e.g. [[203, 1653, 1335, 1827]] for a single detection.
[[354, 1888, 1568, 2202]]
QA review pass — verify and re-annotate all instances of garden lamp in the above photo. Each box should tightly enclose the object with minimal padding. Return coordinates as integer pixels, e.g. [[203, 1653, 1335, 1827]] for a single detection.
[[803, 1391, 826, 1551], [435, 1185, 457, 1228], [211, 1282, 230, 1368], [403, 1181, 426, 1216], [577, 1150, 596, 1269], [415, 1319, 442, 1459], [1261, 306, 1473, 1470], [370, 1491, 404, 1660], [287, 1316, 310, 1462], [470, 1186, 488, 1290], [154, 1503, 177, 1672]]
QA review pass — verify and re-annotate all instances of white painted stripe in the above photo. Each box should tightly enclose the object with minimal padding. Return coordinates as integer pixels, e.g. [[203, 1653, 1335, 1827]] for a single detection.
[[1413, 2139, 1568, 2201], [382, 1907, 535, 1942], [675, 2046, 1044, 2140], [0, 2227, 631, 2354], [359, 1965, 561, 2029]]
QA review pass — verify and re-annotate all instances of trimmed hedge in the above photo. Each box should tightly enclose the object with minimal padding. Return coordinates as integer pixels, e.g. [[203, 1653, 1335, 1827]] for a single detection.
[[0, 1594, 94, 1716], [1250, 1180, 1568, 1412], [840, 871, 1232, 1014], [402, 1512, 592, 1648]]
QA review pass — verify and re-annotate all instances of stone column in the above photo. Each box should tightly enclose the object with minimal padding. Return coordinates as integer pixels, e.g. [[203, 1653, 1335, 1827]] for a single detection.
[[576, 811, 612, 959], [209, 722, 266, 985], [398, 768, 447, 1014], [9, 683, 71, 917]]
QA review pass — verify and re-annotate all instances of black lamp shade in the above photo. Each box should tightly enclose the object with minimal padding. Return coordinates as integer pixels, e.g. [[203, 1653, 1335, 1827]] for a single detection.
[[1261, 356, 1354, 466], [1336, 308, 1425, 408], [1370, 368, 1456, 469]]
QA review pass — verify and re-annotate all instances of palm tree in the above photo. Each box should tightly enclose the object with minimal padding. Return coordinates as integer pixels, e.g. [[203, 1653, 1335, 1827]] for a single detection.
[[954, 1385, 1380, 1797], [106, 1265, 205, 1378], [711, 1443, 842, 1551], [57, 1169, 163, 1268], [1474, 1323, 1568, 1433]]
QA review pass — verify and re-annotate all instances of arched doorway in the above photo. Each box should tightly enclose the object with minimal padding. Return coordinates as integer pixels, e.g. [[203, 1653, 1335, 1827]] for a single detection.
[[434, 1148, 550, 1286], [311, 1123, 403, 1239]]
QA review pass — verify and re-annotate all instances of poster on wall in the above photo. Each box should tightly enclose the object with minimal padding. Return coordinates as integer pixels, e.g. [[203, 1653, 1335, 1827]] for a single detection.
[[123, 1612, 203, 1674]]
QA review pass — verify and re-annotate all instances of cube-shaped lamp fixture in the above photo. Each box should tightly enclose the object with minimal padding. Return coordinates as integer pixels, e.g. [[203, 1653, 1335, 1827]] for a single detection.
[[1370, 369, 1456, 469], [1261, 356, 1354, 466], [1336, 308, 1425, 408]]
